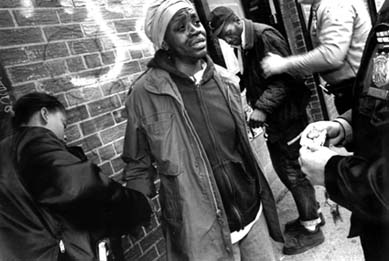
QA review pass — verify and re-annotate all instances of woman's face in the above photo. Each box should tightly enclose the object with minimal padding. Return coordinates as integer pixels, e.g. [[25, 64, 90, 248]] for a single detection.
[[164, 7, 207, 62], [46, 110, 67, 141]]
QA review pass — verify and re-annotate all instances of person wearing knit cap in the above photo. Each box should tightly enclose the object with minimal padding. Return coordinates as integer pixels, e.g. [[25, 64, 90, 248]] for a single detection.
[[122, 0, 283, 260], [209, 6, 324, 255]]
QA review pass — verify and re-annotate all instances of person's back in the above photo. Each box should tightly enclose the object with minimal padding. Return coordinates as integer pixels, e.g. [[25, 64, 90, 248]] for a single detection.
[[0, 128, 97, 260], [0, 92, 151, 261]]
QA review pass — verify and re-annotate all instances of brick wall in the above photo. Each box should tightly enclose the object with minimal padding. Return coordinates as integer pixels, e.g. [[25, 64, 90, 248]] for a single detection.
[[278, 0, 328, 122], [0, 0, 166, 260]]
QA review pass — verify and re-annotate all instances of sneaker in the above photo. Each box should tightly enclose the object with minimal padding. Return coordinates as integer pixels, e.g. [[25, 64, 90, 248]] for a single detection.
[[283, 224, 325, 255], [284, 212, 325, 233]]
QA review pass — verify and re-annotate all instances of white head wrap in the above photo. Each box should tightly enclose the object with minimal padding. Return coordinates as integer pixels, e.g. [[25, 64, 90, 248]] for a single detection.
[[144, 0, 194, 50]]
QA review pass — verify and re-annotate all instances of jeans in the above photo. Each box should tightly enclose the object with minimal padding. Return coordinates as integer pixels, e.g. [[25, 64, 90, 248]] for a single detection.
[[232, 213, 277, 261], [267, 139, 319, 221]]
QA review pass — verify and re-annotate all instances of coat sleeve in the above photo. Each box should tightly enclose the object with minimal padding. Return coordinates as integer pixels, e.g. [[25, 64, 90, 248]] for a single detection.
[[286, 2, 355, 75], [19, 129, 151, 236], [121, 92, 157, 198], [325, 154, 389, 223], [254, 29, 294, 114]]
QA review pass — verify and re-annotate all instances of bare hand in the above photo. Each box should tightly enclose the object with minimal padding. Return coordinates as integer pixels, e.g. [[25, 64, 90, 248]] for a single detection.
[[300, 121, 344, 148], [261, 52, 288, 78], [299, 145, 338, 186], [248, 109, 267, 129]]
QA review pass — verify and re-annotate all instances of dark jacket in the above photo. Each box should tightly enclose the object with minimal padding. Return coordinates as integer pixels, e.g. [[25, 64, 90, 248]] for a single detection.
[[122, 58, 283, 260], [324, 0, 389, 235], [240, 19, 310, 142], [0, 127, 151, 261]]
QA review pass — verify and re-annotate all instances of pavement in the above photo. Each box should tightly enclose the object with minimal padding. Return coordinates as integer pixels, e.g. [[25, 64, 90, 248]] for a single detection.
[[274, 186, 364, 261]]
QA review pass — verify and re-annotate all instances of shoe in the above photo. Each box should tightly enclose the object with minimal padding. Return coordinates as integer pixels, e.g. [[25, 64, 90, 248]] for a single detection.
[[282, 224, 325, 255], [284, 212, 325, 233]]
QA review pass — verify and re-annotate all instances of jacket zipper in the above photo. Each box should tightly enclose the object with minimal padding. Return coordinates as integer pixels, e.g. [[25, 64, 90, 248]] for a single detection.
[[195, 81, 244, 229]]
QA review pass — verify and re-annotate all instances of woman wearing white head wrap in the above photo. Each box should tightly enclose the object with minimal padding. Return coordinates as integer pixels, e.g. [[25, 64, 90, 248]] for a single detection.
[[144, 0, 193, 50], [123, 1, 283, 260]]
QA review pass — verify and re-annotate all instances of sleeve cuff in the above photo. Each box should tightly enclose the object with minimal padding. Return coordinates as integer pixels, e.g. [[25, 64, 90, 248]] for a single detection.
[[324, 155, 345, 199], [333, 117, 353, 144]]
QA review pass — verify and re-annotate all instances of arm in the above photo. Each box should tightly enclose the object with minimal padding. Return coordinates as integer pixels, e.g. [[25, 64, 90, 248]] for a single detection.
[[325, 154, 389, 223], [122, 93, 157, 198], [19, 128, 151, 235], [262, 2, 355, 76], [254, 29, 294, 114]]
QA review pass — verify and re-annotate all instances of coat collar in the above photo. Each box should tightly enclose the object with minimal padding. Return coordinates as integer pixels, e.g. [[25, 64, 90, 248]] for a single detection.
[[242, 19, 255, 50]]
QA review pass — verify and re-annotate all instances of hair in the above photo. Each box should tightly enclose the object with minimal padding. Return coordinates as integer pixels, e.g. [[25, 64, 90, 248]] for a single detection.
[[12, 92, 65, 128]]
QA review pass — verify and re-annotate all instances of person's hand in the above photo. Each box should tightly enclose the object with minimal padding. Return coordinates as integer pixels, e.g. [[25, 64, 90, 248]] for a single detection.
[[299, 145, 338, 186], [248, 109, 267, 128], [300, 121, 344, 148], [261, 52, 288, 78]]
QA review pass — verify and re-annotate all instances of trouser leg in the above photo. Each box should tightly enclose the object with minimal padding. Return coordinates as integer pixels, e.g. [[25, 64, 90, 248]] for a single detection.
[[267, 140, 319, 221]]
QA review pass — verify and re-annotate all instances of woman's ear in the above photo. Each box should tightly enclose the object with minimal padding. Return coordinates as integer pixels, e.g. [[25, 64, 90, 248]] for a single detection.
[[161, 40, 170, 51], [40, 107, 49, 124]]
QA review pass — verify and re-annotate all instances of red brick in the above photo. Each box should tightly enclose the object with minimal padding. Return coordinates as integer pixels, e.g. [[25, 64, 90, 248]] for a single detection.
[[44, 24, 84, 41], [124, 5, 143, 18], [111, 156, 125, 172], [138, 246, 158, 261], [86, 150, 100, 164], [46, 60, 67, 77], [119, 61, 141, 77], [82, 23, 115, 38], [0, 28, 44, 46], [69, 39, 102, 55], [70, 134, 102, 152], [87, 95, 121, 117], [12, 82, 36, 99], [66, 86, 103, 106], [0, 47, 29, 66], [101, 51, 116, 65], [35, 0, 65, 7], [98, 161, 114, 177], [100, 122, 126, 144], [130, 50, 143, 60], [142, 48, 154, 58], [13, 10, 59, 26], [100, 7, 124, 20], [26, 42, 69, 62], [124, 244, 142, 261], [113, 138, 124, 155], [0, 0, 23, 7], [80, 113, 115, 135], [101, 79, 126, 96], [58, 8, 90, 23], [66, 105, 89, 124], [8, 62, 50, 83], [98, 144, 116, 161], [156, 239, 166, 255], [76, 66, 110, 80], [129, 32, 142, 43], [39, 76, 76, 93], [66, 56, 86, 72], [65, 124, 81, 143], [144, 215, 160, 233], [84, 53, 102, 68], [0, 11, 14, 27], [114, 19, 136, 33]]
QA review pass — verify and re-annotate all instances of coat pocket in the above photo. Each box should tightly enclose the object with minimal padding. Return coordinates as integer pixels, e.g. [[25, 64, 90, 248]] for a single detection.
[[143, 112, 182, 176]]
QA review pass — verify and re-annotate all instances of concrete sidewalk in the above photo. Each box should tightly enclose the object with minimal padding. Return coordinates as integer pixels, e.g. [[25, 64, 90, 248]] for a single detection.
[[274, 186, 364, 261]]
